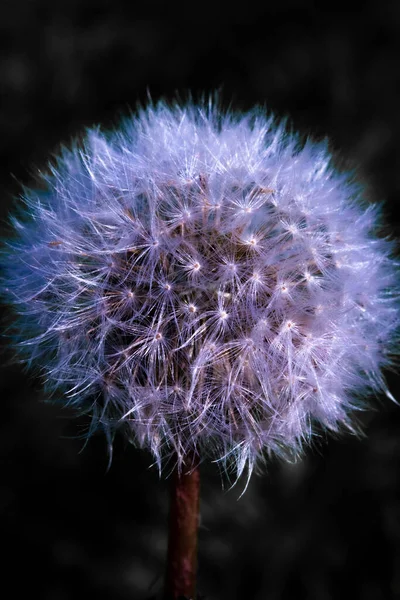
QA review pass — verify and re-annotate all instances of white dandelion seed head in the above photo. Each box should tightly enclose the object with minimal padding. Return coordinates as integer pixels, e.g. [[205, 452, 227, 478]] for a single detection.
[[2, 97, 399, 486]]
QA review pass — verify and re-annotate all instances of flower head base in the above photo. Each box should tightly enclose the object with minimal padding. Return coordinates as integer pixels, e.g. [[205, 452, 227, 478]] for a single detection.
[[2, 99, 399, 485]]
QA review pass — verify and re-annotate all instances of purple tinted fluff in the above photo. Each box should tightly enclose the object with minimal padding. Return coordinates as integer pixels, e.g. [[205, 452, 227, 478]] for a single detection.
[[2, 100, 399, 485]]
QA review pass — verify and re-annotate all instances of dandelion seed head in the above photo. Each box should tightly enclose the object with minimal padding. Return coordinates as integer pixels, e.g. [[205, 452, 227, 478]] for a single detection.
[[2, 97, 399, 486]]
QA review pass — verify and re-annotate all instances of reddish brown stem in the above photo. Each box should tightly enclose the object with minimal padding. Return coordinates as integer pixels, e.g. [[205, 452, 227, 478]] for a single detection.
[[164, 452, 200, 600]]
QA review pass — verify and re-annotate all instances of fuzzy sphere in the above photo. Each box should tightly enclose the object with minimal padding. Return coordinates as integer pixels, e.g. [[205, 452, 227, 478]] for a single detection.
[[2, 100, 399, 483]]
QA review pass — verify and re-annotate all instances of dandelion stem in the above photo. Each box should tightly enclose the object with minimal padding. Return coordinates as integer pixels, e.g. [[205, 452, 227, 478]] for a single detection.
[[164, 451, 200, 600]]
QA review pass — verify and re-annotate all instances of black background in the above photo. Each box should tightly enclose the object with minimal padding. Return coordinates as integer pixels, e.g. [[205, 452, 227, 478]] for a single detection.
[[1, 3, 400, 599]]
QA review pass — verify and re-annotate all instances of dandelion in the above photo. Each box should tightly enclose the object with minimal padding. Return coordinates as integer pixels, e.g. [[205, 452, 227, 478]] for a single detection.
[[2, 97, 399, 599]]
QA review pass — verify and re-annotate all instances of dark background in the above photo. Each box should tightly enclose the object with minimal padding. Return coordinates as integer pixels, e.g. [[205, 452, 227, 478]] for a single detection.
[[1, 3, 400, 599]]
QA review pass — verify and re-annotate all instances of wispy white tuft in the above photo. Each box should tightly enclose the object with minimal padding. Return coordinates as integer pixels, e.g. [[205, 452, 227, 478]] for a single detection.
[[2, 98, 399, 486]]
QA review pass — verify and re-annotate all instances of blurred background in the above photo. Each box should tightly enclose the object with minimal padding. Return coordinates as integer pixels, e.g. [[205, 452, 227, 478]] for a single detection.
[[1, 3, 400, 599]]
